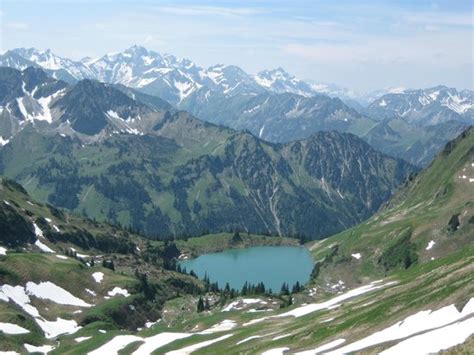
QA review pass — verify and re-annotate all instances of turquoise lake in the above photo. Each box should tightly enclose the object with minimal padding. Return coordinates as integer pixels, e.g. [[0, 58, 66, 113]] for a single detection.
[[178, 246, 314, 292]]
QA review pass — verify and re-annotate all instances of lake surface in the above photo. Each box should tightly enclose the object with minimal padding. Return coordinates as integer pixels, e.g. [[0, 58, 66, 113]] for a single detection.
[[178, 246, 314, 292]]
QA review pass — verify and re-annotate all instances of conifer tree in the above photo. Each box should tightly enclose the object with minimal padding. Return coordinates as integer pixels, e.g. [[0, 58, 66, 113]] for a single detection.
[[197, 297, 204, 313]]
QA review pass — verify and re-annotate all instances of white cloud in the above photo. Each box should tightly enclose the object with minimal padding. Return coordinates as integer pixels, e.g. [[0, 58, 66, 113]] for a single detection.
[[403, 12, 472, 27], [4, 21, 29, 30], [156, 5, 263, 17]]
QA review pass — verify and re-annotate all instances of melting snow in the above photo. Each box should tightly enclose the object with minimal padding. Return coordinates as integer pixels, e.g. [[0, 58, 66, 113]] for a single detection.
[[0, 246, 7, 255], [85, 288, 96, 296], [33, 223, 43, 237], [381, 317, 474, 355], [0, 136, 10, 146], [92, 272, 104, 283], [133, 333, 192, 355], [198, 319, 236, 334], [276, 282, 395, 318], [88, 335, 143, 355], [0, 283, 85, 338], [107, 287, 130, 297], [35, 239, 54, 253], [0, 322, 30, 334], [145, 320, 160, 328], [34, 315, 80, 339], [273, 334, 292, 341], [24, 344, 55, 354], [324, 297, 474, 354], [166, 333, 233, 355], [55, 255, 68, 260], [351, 253, 362, 260], [296, 338, 346, 354], [223, 298, 264, 312], [26, 281, 92, 307], [236, 335, 262, 345], [426, 240, 436, 250], [243, 281, 396, 326], [75, 336, 92, 343]]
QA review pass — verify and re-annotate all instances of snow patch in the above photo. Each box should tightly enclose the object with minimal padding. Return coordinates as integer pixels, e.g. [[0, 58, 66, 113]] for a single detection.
[[351, 253, 362, 260], [0, 322, 30, 334], [24, 344, 55, 354], [223, 298, 264, 312], [26, 281, 92, 307], [243, 280, 396, 326], [88, 335, 142, 355], [133, 332, 192, 355], [381, 317, 474, 355], [0, 136, 10, 146], [35, 239, 54, 253], [325, 297, 474, 354], [107, 287, 130, 297], [425, 240, 436, 250], [92, 272, 104, 283], [85, 288, 96, 296], [0, 246, 7, 255], [166, 333, 233, 355], [295, 338, 346, 354], [198, 319, 236, 334], [75, 336, 92, 343], [236, 335, 262, 345]]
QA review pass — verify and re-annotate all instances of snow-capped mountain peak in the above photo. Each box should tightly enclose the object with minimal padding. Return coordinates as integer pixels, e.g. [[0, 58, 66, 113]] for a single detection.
[[367, 85, 473, 125]]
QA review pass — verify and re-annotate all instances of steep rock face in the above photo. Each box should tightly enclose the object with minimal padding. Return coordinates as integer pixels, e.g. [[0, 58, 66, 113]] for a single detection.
[[0, 126, 415, 239], [311, 127, 474, 285], [53, 79, 149, 135], [180, 91, 369, 143], [0, 67, 175, 140]]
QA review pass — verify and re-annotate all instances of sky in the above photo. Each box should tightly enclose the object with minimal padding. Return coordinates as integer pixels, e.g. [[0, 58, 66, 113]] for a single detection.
[[0, 0, 472, 92]]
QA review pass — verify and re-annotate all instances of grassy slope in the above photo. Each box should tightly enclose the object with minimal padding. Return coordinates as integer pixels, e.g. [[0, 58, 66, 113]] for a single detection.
[[0, 177, 203, 353], [308, 127, 473, 287], [47, 242, 473, 354], [44, 128, 473, 354]]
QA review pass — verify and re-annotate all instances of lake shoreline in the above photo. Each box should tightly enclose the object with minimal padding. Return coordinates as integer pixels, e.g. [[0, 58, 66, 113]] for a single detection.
[[176, 233, 301, 259]]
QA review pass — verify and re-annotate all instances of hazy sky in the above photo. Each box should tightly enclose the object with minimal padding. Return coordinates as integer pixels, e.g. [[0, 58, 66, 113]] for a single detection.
[[1, 0, 472, 92]]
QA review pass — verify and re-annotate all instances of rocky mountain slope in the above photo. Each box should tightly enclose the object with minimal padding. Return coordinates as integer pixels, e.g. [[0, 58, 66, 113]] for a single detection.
[[310, 126, 474, 286], [180, 88, 470, 166], [0, 67, 415, 239], [0, 176, 204, 351], [0, 130, 470, 354]]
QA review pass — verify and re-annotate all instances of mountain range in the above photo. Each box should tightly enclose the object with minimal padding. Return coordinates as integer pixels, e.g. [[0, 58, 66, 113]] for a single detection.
[[0, 66, 415, 239], [0, 126, 471, 354], [1, 46, 471, 167]]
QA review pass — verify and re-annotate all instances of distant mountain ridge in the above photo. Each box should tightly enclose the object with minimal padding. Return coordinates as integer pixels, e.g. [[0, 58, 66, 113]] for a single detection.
[[0, 46, 319, 105], [0, 67, 416, 239], [1, 47, 472, 168], [366, 86, 473, 124]]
